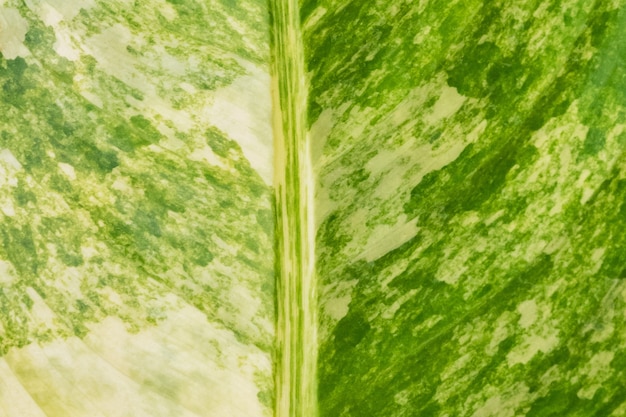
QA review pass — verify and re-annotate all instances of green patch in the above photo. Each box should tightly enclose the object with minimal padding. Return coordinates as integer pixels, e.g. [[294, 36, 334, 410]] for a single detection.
[[58, 248, 85, 267], [447, 41, 502, 98], [333, 312, 370, 349], [110, 116, 161, 151], [582, 127, 606, 155], [1, 224, 39, 270], [188, 244, 215, 267], [13, 184, 37, 206], [206, 128, 237, 158], [526, 388, 585, 417]]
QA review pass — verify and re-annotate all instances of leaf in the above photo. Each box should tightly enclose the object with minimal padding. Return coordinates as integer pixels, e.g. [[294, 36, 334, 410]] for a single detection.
[[0, 1, 274, 416], [307, 1, 626, 416], [2, 0, 626, 416]]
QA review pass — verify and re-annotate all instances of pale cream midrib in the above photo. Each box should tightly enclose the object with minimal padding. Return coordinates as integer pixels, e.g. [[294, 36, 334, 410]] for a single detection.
[[270, 0, 317, 416]]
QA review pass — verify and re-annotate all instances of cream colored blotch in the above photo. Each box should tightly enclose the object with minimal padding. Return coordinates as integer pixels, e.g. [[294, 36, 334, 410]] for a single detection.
[[0, 7, 30, 59]]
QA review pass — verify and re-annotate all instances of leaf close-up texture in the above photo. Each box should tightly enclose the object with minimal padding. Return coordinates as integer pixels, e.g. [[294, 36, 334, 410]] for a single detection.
[[1, 0, 626, 416]]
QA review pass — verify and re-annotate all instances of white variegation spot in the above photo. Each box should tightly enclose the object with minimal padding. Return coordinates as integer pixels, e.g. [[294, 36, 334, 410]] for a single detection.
[[412, 25, 431, 44], [203, 61, 273, 184], [158, 1, 177, 21], [221, 284, 265, 333], [584, 351, 614, 379], [507, 333, 559, 366], [470, 383, 531, 417], [188, 146, 230, 171], [438, 352, 473, 383], [1, 200, 15, 217], [29, 2, 82, 61], [0, 149, 22, 171], [302, 6, 327, 30], [393, 389, 410, 405], [484, 209, 505, 225], [521, 240, 548, 263], [576, 351, 614, 399], [460, 211, 481, 226], [323, 293, 351, 322], [49, 266, 84, 300], [179, 82, 196, 94], [372, 120, 485, 202], [319, 279, 359, 340], [155, 46, 186, 76], [84, 24, 154, 95], [436, 265, 468, 286], [26, 0, 83, 61], [309, 107, 336, 164], [58, 162, 76, 180], [107, 288, 124, 306], [589, 247, 606, 274], [358, 215, 419, 262], [314, 182, 336, 228], [53, 28, 81, 61], [74, 75, 104, 108], [37, 2, 63, 25], [25, 287, 56, 329], [424, 85, 466, 124], [580, 187, 595, 205], [517, 299, 538, 329], [31, 0, 96, 22], [0, 260, 17, 285], [0, 7, 29, 59], [110, 175, 137, 194], [0, 149, 21, 191], [576, 169, 591, 187]]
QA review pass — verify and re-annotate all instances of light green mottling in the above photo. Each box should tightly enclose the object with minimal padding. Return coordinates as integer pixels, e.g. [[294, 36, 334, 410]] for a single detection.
[[306, 0, 626, 415], [0, 0, 274, 415], [4, 0, 626, 416]]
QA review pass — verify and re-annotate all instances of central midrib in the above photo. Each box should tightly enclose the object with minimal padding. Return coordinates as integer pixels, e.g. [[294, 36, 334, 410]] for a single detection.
[[270, 0, 317, 416]]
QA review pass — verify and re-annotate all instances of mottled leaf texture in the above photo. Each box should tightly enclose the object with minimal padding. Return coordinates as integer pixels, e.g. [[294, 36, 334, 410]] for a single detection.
[[0, 1, 274, 416], [1, 1, 626, 417]]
